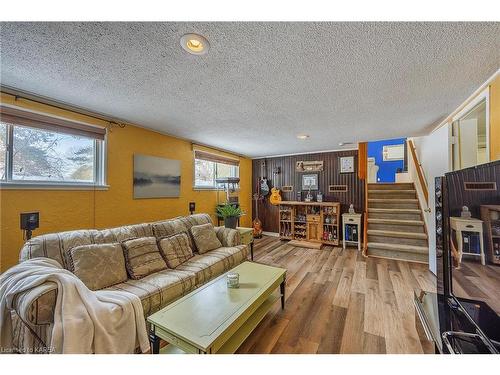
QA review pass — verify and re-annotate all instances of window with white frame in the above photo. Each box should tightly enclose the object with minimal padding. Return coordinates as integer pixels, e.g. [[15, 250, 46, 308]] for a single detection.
[[382, 144, 405, 161], [0, 106, 106, 187], [194, 150, 239, 189]]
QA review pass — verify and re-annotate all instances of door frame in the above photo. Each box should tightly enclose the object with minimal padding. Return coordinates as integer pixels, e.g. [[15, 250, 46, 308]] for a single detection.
[[451, 87, 490, 170]]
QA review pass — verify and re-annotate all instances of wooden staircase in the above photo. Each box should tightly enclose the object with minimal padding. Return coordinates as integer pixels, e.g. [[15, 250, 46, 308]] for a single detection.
[[366, 183, 429, 263]]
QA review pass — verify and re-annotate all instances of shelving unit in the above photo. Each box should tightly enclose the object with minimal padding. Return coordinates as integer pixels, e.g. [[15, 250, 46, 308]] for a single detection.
[[480, 205, 500, 265], [279, 206, 293, 239], [278, 201, 341, 247]]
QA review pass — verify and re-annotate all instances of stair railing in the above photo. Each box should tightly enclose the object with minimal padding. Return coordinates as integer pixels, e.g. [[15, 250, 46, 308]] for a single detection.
[[408, 139, 429, 207], [363, 178, 368, 256]]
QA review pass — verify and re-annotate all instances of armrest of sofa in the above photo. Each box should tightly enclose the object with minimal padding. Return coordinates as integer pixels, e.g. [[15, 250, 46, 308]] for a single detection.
[[13, 282, 57, 326], [214, 227, 241, 247]]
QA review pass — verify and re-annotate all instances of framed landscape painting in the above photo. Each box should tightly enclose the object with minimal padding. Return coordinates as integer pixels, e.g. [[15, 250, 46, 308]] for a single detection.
[[133, 154, 181, 199]]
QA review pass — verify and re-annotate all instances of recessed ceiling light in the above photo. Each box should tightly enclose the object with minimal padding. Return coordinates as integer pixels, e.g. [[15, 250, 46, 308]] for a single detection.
[[180, 33, 209, 55], [339, 142, 353, 146], [297, 134, 309, 140]]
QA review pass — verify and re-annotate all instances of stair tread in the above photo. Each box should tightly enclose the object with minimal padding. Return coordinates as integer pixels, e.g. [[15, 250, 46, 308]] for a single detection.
[[368, 183, 414, 189], [368, 183, 414, 186], [368, 218, 424, 225], [368, 190, 416, 193], [367, 242, 428, 253], [367, 229, 428, 239], [368, 198, 418, 202], [368, 208, 421, 213]]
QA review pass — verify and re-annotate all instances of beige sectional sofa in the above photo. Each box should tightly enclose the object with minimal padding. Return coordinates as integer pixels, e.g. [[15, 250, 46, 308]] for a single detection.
[[10, 213, 249, 353]]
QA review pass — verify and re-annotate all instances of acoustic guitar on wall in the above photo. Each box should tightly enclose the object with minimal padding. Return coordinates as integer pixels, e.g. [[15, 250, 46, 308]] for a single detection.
[[269, 187, 282, 205], [252, 191, 263, 238], [269, 165, 282, 205]]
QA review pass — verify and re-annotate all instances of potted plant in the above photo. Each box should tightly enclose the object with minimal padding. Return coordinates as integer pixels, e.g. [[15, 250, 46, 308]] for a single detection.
[[217, 203, 244, 229]]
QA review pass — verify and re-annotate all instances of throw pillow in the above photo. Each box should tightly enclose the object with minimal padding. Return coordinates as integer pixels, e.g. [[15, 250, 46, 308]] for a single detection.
[[189, 223, 222, 254], [158, 232, 194, 268], [121, 237, 168, 279], [68, 243, 128, 290]]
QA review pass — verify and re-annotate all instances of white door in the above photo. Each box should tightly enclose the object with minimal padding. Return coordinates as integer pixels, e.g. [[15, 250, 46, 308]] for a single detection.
[[459, 118, 478, 169]]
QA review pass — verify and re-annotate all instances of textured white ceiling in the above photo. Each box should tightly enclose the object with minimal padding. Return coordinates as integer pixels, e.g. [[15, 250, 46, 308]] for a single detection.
[[1, 22, 499, 157]]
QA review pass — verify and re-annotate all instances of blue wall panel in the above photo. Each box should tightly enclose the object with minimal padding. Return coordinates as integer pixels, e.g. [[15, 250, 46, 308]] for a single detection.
[[367, 138, 406, 183]]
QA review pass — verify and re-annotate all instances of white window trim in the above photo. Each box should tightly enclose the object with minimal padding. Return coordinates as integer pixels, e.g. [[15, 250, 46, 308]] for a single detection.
[[192, 156, 239, 190], [0, 123, 108, 190], [0, 182, 110, 190], [382, 144, 405, 161]]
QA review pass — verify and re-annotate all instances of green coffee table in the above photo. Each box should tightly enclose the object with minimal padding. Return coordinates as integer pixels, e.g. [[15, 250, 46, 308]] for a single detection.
[[147, 261, 286, 354]]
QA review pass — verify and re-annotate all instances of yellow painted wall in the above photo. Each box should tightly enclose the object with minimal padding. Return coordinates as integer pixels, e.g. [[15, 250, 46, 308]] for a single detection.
[[489, 75, 500, 161], [0, 93, 252, 271]]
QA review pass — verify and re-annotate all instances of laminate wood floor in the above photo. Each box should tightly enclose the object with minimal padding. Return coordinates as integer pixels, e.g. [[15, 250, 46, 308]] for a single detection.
[[236, 236, 436, 354], [452, 259, 500, 315]]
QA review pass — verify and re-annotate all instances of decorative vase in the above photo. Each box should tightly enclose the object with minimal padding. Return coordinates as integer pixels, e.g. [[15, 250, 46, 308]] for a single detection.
[[224, 216, 238, 229]]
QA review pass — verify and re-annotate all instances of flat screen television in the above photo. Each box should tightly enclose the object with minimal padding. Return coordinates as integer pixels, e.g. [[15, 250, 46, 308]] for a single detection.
[[435, 160, 500, 353]]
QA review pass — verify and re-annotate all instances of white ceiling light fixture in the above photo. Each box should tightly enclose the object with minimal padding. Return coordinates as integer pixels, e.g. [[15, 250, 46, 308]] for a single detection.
[[339, 142, 354, 146], [297, 134, 309, 140], [180, 33, 210, 55]]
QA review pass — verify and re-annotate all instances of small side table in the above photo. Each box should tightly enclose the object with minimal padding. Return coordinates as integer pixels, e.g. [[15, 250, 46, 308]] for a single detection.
[[342, 213, 362, 252], [450, 217, 485, 266], [237, 227, 254, 261]]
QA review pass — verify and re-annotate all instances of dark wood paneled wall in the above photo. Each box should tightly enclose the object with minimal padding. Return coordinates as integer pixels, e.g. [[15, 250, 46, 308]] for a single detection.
[[445, 160, 500, 218], [252, 149, 365, 233]]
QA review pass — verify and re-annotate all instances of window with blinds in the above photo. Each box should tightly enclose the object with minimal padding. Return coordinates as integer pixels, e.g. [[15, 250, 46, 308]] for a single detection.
[[193, 150, 239, 189], [0, 106, 107, 187]]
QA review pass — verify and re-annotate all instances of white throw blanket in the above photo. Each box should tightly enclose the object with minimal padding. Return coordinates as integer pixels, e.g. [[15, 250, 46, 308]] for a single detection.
[[0, 258, 150, 354]]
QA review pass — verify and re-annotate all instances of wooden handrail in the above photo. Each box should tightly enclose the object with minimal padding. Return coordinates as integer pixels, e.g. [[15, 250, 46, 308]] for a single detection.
[[408, 139, 429, 206], [362, 174, 369, 256]]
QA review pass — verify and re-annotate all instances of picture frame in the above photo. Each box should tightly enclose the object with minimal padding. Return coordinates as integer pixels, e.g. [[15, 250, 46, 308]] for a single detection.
[[339, 156, 355, 173], [296, 160, 324, 172], [133, 154, 181, 199], [301, 173, 319, 190]]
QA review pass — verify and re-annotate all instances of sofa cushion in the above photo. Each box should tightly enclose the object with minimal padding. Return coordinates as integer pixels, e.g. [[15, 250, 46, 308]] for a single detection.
[[68, 243, 128, 291], [152, 214, 212, 251], [214, 227, 242, 247], [95, 223, 153, 243], [122, 237, 168, 279], [19, 229, 100, 269], [176, 245, 249, 285], [104, 269, 197, 316], [190, 223, 222, 254], [158, 232, 194, 269]]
